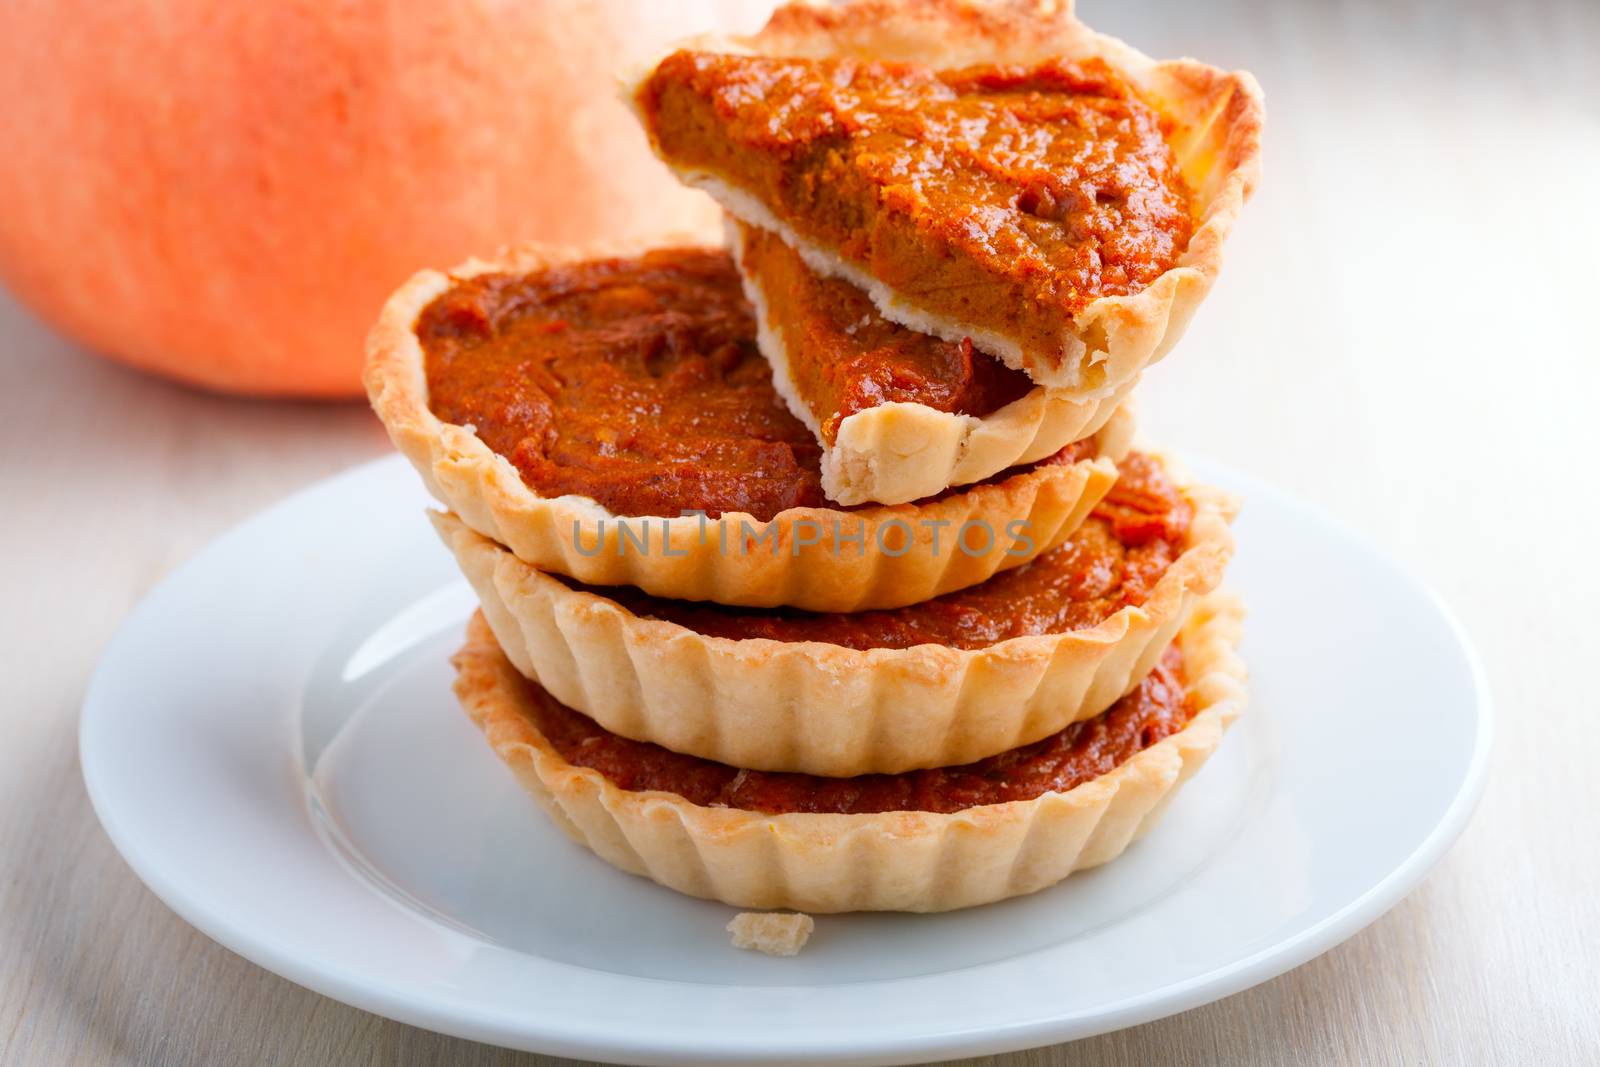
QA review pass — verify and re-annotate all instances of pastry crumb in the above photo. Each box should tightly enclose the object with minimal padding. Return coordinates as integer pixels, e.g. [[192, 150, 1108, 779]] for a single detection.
[[727, 911, 814, 956]]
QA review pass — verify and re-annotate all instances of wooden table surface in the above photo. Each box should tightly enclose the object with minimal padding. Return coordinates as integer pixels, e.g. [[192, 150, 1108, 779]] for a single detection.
[[3, 0, 1596, 1062]]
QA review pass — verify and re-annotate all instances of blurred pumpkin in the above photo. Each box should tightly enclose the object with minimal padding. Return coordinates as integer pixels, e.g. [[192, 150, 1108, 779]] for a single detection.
[[0, 0, 771, 396]]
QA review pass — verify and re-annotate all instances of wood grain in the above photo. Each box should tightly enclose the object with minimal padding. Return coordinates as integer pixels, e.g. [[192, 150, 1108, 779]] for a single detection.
[[2, 0, 1597, 1062]]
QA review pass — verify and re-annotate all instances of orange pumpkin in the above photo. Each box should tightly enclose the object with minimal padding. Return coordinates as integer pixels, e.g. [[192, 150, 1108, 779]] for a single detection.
[[0, 0, 771, 396]]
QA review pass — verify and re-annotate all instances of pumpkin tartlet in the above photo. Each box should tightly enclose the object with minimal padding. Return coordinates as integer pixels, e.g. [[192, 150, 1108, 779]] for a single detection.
[[366, 239, 1135, 612], [437, 450, 1233, 776], [729, 220, 1134, 506], [629, 0, 1262, 396], [450, 592, 1246, 913]]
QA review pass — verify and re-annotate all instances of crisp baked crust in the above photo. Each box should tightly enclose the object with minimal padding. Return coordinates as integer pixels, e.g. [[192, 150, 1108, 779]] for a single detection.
[[365, 238, 1134, 612], [436, 455, 1233, 775], [450, 592, 1246, 913], [625, 0, 1264, 396], [727, 912, 815, 955], [729, 218, 1135, 506]]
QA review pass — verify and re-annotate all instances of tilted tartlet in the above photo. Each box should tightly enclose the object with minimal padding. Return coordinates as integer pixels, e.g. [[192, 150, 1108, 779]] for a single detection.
[[365, 239, 1135, 612], [729, 219, 1134, 506], [629, 0, 1263, 396], [438, 449, 1234, 776], [450, 592, 1246, 913]]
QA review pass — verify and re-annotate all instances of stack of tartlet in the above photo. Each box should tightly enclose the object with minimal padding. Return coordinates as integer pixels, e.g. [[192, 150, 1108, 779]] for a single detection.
[[365, 0, 1262, 919]]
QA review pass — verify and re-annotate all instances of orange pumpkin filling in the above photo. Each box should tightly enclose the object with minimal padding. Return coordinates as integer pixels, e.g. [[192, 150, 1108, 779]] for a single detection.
[[734, 221, 1033, 443], [522, 643, 1192, 814], [419, 248, 1088, 521], [638, 53, 1193, 357]]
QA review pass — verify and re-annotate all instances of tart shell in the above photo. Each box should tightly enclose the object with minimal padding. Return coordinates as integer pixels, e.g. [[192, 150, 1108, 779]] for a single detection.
[[625, 0, 1264, 397], [365, 238, 1134, 612], [450, 593, 1247, 913], [435, 461, 1234, 776], [729, 219, 1137, 507]]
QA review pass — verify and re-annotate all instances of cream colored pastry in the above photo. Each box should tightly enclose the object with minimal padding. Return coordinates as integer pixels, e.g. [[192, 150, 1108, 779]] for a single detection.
[[450, 593, 1247, 913], [727, 912, 815, 956], [436, 450, 1233, 776], [365, 238, 1136, 612]]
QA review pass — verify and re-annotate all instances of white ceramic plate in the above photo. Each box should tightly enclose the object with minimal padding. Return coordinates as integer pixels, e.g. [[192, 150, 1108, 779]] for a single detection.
[[80, 455, 1489, 1066]]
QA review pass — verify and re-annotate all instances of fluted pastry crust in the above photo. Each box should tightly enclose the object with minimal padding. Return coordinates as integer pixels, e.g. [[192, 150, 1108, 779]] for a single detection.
[[436, 454, 1233, 775], [450, 593, 1246, 913], [365, 238, 1134, 611]]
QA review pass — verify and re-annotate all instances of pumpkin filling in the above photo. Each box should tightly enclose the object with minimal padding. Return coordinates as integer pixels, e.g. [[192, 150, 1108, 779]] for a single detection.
[[734, 221, 1034, 444], [420, 248, 1092, 521], [637, 53, 1193, 359], [520, 642, 1193, 814], [578, 451, 1190, 650]]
